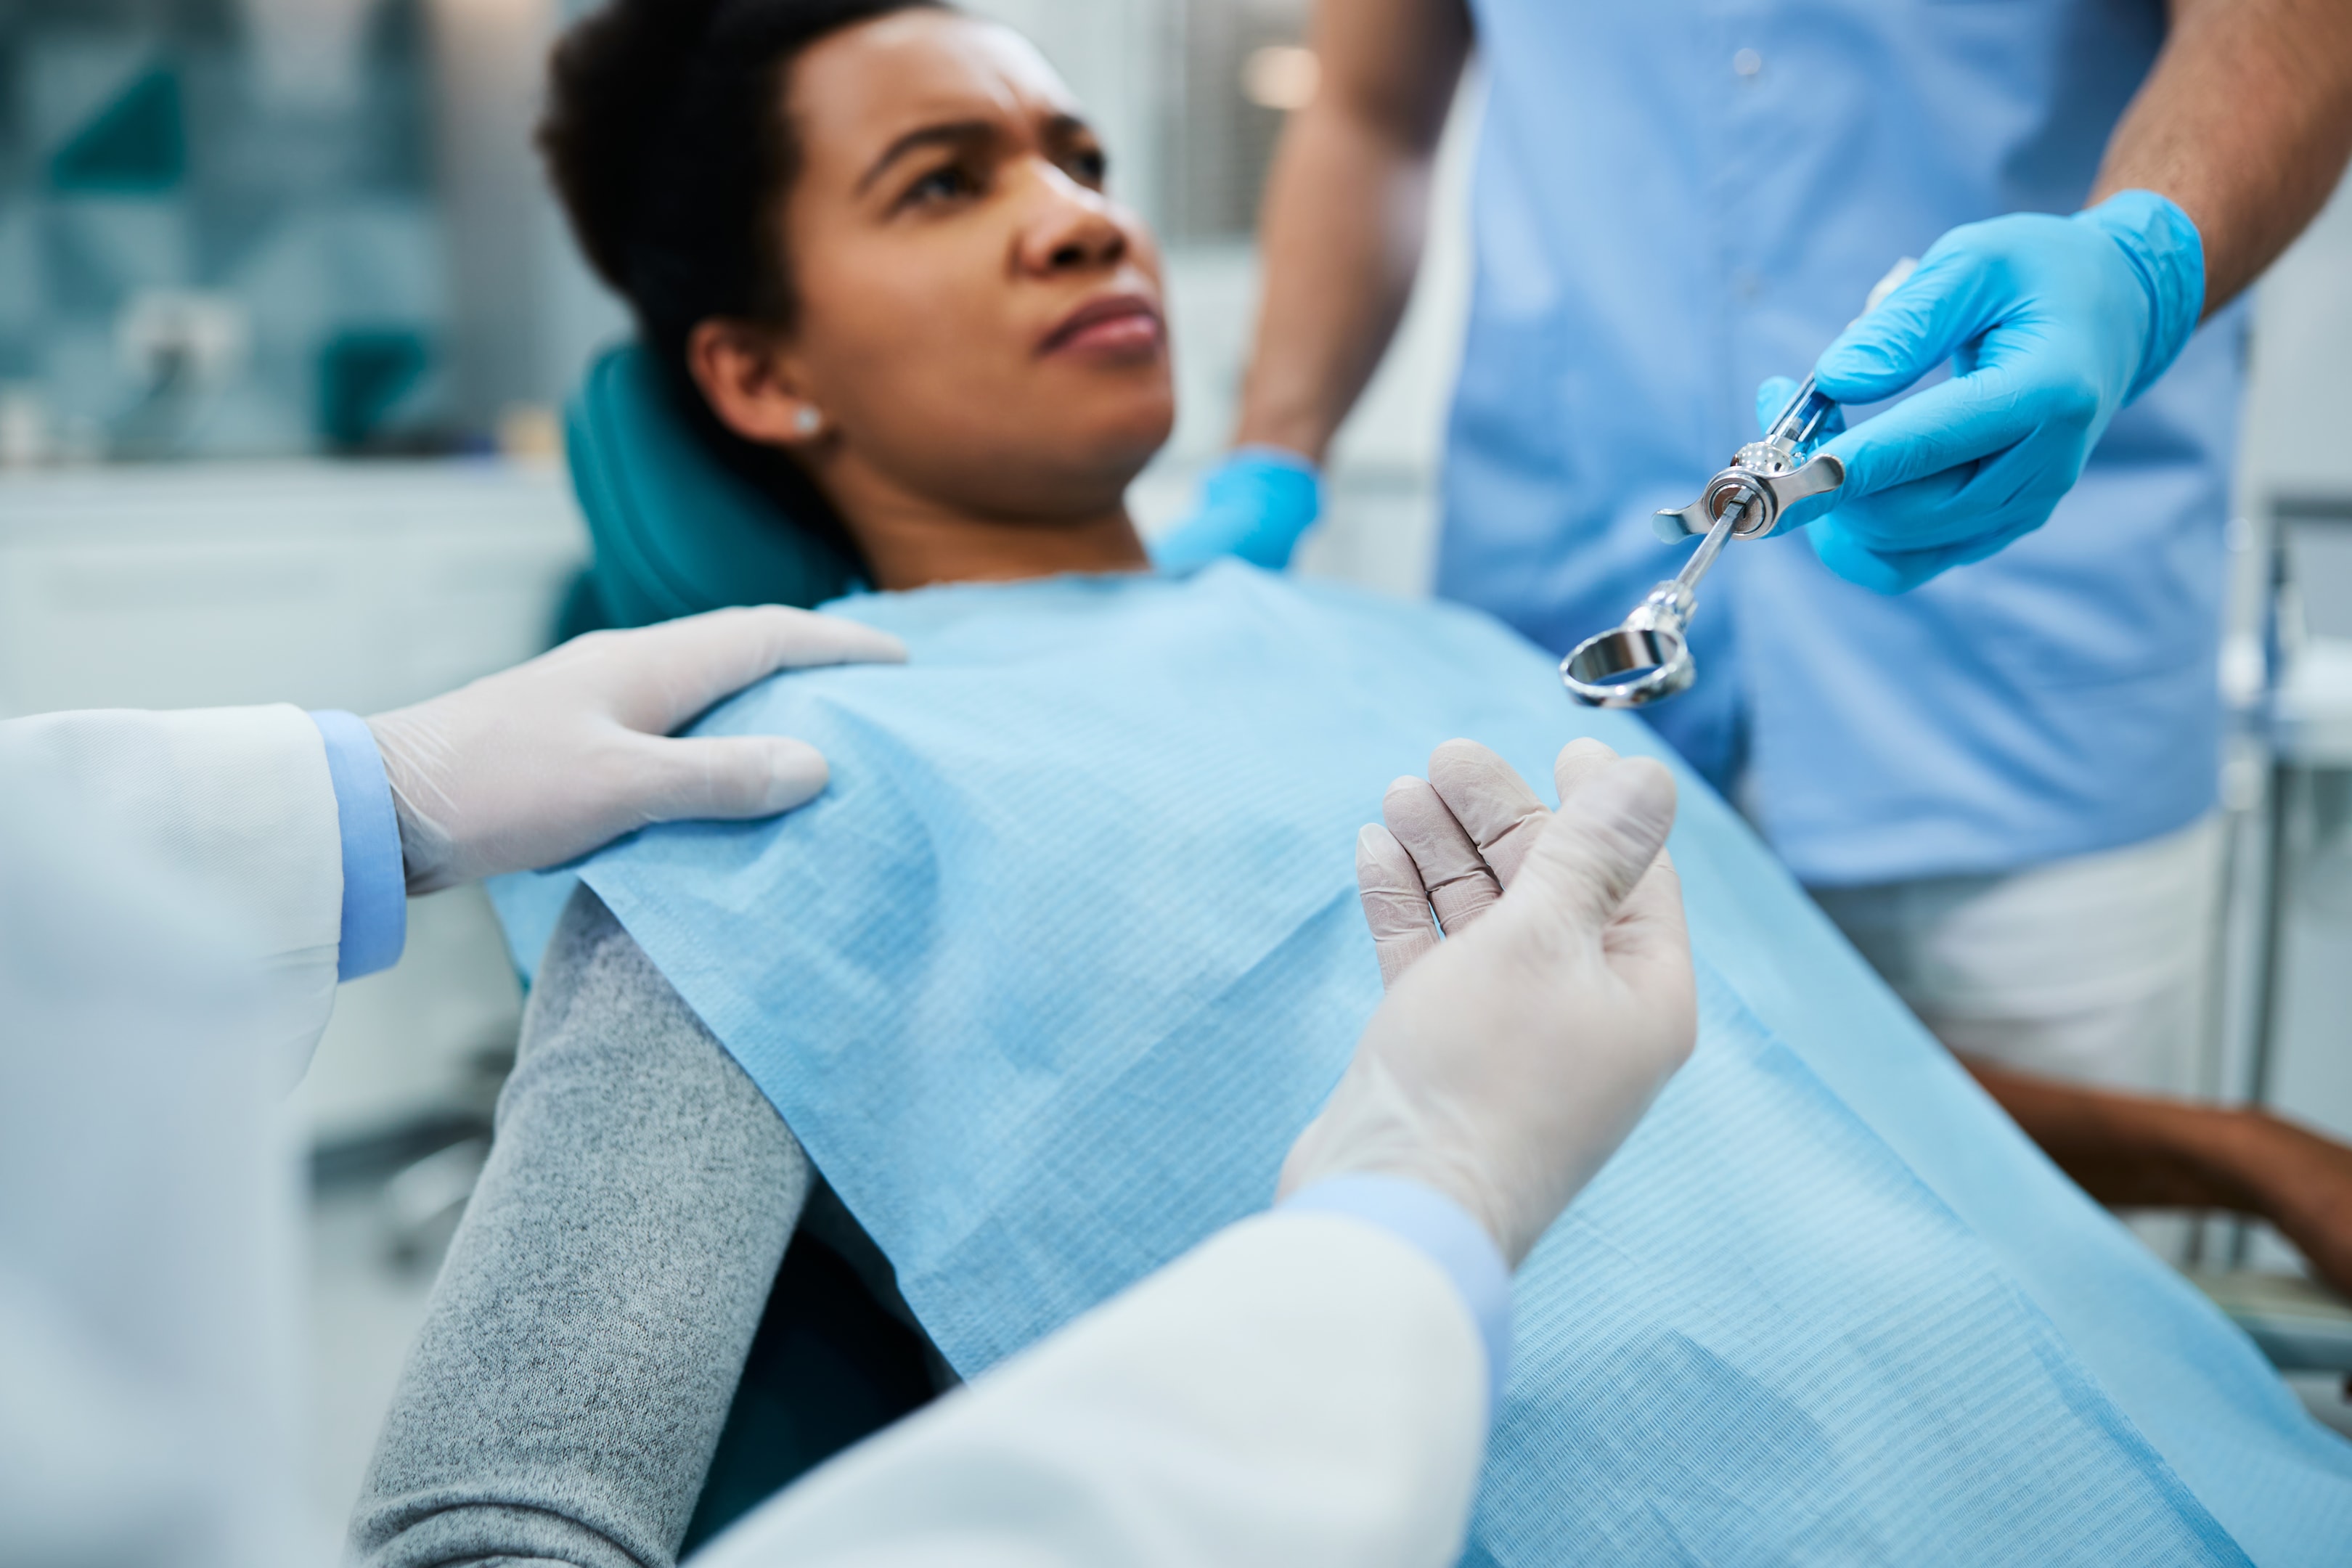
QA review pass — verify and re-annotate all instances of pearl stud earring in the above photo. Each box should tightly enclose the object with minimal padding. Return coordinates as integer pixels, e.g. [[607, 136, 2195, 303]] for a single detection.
[[794, 407, 824, 436]]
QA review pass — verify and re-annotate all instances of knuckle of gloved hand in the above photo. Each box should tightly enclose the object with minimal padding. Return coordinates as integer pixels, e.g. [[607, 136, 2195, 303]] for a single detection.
[[589, 735, 681, 820], [1834, 336, 1908, 383], [1365, 893, 1434, 944]]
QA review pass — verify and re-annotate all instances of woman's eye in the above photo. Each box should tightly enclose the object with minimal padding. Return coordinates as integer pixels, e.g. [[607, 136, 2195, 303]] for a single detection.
[[905, 164, 980, 206], [1069, 147, 1108, 187]]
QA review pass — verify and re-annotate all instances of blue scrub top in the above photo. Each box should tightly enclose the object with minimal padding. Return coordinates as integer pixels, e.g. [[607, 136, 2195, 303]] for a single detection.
[[1443, 0, 2245, 887]]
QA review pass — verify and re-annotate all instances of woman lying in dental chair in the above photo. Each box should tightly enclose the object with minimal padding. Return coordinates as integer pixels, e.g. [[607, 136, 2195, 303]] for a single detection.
[[353, 4, 2352, 1564]]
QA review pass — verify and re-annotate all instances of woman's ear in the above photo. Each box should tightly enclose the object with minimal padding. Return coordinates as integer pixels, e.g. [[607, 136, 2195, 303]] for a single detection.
[[686, 319, 830, 449]]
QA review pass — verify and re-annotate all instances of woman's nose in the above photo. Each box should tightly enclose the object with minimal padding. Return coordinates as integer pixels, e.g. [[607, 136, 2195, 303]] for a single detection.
[[1015, 165, 1130, 275]]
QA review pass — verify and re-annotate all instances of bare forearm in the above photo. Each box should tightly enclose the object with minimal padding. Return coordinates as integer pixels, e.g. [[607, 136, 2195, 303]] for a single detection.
[[1966, 1056, 2352, 1297], [2093, 0, 2352, 311], [1238, 111, 1441, 460], [1965, 1059, 2260, 1210], [1234, 0, 1471, 462]]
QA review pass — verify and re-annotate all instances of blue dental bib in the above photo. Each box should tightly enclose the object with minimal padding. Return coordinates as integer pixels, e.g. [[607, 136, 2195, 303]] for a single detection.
[[494, 564, 2351, 1565]]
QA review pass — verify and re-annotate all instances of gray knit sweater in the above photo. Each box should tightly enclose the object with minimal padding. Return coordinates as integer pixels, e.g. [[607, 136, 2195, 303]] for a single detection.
[[350, 887, 818, 1566]]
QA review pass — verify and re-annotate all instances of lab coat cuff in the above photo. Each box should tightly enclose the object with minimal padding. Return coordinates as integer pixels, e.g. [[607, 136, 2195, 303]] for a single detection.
[[1281, 1173, 1511, 1417], [308, 711, 407, 981]]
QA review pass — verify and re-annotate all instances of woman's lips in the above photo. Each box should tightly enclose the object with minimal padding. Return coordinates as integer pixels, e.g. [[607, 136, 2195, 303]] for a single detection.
[[1040, 294, 1165, 359]]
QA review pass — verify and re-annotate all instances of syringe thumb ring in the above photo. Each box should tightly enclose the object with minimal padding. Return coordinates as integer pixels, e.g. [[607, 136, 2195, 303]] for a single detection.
[[1559, 578, 1698, 709], [1559, 618, 1695, 708]]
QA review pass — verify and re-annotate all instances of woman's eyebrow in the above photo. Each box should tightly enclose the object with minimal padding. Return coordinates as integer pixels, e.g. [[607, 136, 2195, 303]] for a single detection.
[[856, 120, 996, 194]]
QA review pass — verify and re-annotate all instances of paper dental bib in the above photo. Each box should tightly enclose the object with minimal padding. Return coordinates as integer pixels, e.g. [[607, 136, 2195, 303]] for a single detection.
[[495, 563, 2349, 1565]]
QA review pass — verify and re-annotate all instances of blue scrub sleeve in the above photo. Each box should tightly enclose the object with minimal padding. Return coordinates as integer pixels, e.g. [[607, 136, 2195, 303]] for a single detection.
[[309, 710, 407, 981], [1281, 1172, 1512, 1416]]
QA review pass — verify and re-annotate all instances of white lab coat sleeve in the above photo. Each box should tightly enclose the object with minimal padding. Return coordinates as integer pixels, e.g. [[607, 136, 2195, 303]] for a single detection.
[[0, 747, 321, 1567], [690, 1207, 1493, 1568], [0, 705, 349, 1078]]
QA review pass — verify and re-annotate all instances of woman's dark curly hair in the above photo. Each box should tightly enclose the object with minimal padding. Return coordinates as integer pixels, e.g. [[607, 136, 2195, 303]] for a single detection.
[[539, 0, 942, 560]]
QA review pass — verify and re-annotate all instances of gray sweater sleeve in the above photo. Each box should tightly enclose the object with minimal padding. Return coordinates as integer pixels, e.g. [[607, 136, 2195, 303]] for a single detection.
[[350, 885, 809, 1568]]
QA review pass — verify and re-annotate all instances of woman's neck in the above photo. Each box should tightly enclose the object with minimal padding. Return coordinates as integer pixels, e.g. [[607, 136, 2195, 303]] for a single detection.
[[825, 465, 1153, 590], [857, 509, 1151, 590]]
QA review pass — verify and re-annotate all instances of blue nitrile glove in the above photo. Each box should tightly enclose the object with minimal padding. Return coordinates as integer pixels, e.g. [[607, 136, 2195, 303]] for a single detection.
[[1757, 190, 2205, 594], [1151, 446, 1323, 573]]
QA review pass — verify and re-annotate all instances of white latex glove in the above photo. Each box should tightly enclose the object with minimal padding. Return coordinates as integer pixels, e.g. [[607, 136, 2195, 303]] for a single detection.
[[1280, 738, 1697, 1267], [366, 606, 906, 893]]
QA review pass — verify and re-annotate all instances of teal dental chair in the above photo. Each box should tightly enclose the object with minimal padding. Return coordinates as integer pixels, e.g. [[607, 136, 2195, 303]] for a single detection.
[[558, 341, 862, 638]]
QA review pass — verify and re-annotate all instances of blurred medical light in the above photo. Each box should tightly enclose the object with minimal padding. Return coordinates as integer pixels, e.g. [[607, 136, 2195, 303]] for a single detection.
[[1242, 44, 1319, 112]]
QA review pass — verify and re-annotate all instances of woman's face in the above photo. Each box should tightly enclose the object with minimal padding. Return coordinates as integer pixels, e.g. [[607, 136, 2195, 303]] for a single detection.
[[754, 11, 1175, 523]]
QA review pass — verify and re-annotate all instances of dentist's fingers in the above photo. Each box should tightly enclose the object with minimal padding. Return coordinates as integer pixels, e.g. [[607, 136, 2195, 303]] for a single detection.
[[1355, 825, 1439, 987], [1381, 775, 1500, 934], [594, 605, 910, 735], [1551, 737, 1624, 807], [1556, 737, 1683, 929], [1426, 738, 1553, 889], [1816, 367, 2043, 502], [1514, 757, 1681, 943], [626, 732, 833, 822], [1808, 238, 1985, 406]]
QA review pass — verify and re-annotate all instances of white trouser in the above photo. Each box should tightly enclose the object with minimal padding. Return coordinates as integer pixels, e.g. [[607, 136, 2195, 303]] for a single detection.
[[1811, 817, 2227, 1262], [1810, 814, 2226, 1098]]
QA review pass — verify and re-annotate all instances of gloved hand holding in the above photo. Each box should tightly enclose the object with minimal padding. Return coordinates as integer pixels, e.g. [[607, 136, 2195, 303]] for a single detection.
[[1760, 190, 2205, 594], [1148, 446, 1323, 574], [366, 605, 906, 893], [1281, 738, 1697, 1266]]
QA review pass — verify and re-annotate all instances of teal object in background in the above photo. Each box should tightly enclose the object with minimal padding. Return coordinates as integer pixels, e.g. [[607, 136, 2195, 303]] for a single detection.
[[319, 330, 429, 449], [2, 13, 444, 455], [48, 66, 184, 195], [562, 343, 862, 632]]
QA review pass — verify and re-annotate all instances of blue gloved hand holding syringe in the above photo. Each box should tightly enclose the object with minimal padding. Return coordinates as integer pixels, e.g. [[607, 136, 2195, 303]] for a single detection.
[[1758, 189, 2207, 595]]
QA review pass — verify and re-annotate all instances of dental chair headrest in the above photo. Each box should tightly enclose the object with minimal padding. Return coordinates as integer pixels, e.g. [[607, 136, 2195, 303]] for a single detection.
[[563, 342, 861, 632]]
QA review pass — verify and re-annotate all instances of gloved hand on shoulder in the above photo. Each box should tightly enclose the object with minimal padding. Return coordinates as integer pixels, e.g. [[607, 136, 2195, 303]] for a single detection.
[[366, 605, 906, 893], [1149, 446, 1323, 574], [1758, 189, 2205, 594], [1281, 738, 1697, 1267]]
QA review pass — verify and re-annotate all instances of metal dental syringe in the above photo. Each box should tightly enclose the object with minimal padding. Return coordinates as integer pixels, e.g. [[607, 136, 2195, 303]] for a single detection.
[[1559, 377, 1847, 707], [1559, 261, 1916, 709]]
